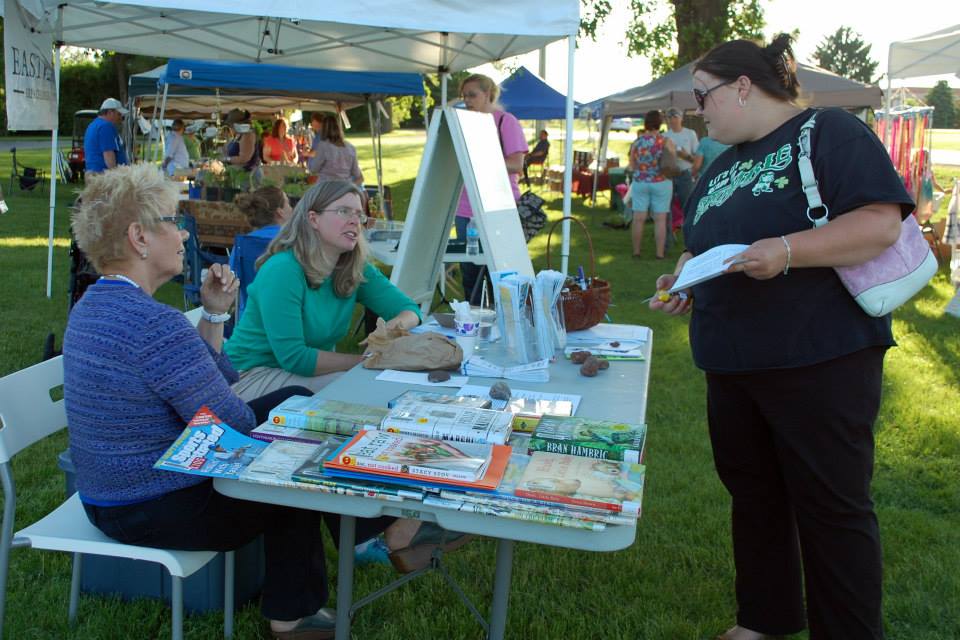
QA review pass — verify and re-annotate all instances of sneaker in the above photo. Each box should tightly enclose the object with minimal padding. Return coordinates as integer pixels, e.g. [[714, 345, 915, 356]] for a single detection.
[[353, 534, 391, 567], [271, 607, 336, 640]]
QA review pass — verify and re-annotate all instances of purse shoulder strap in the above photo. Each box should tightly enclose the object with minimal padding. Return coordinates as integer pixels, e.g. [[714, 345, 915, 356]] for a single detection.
[[796, 111, 830, 228]]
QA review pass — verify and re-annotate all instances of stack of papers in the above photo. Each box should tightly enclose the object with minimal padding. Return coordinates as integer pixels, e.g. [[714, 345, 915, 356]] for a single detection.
[[563, 341, 645, 360], [462, 356, 550, 382], [566, 324, 650, 346], [533, 270, 567, 358]]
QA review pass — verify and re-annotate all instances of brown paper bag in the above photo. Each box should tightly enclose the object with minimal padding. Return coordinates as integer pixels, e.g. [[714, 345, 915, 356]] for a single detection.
[[361, 319, 463, 371]]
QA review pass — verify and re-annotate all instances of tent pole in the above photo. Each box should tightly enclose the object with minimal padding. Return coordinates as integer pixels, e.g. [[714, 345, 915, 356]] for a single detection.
[[884, 45, 893, 152], [561, 34, 575, 276], [144, 84, 161, 162], [155, 85, 169, 163], [46, 36, 63, 299], [535, 46, 547, 137]]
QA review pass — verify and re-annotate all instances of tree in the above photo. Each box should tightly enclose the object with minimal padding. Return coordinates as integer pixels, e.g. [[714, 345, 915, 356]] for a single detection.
[[580, 0, 765, 76], [812, 27, 879, 83], [925, 81, 958, 129]]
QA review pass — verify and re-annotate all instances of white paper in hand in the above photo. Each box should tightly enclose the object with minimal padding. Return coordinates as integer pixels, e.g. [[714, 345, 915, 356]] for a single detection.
[[669, 244, 749, 293]]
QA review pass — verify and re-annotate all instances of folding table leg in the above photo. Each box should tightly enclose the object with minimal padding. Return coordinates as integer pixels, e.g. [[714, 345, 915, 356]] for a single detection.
[[488, 538, 514, 640], [335, 515, 356, 640]]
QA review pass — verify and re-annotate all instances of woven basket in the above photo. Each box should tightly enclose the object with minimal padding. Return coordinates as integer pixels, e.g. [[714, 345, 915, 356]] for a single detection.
[[545, 217, 612, 331]]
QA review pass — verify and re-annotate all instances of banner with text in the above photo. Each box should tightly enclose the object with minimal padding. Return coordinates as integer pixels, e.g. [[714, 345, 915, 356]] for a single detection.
[[3, 0, 56, 131]]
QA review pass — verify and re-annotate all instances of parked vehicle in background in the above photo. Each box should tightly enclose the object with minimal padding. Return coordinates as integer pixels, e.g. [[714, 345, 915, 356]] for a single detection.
[[610, 118, 634, 132], [67, 110, 98, 182]]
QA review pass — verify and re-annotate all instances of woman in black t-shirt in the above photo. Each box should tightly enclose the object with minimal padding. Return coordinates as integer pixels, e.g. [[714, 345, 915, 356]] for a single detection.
[[650, 35, 912, 640]]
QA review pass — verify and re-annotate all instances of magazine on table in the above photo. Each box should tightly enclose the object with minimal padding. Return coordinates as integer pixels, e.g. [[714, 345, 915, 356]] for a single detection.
[[387, 389, 491, 409], [528, 415, 646, 463], [457, 384, 579, 433], [154, 406, 268, 479], [237, 440, 324, 488], [380, 401, 513, 445]]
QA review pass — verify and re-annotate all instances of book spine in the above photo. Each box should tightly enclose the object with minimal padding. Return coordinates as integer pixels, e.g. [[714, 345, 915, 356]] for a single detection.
[[527, 437, 640, 463], [250, 428, 329, 446], [440, 490, 636, 525], [346, 456, 480, 483], [291, 474, 412, 502], [379, 420, 490, 445], [513, 487, 628, 514], [268, 411, 365, 436], [426, 495, 606, 530]]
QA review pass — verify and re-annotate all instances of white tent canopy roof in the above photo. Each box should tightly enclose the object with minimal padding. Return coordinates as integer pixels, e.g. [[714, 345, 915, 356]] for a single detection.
[[10, 0, 578, 73], [887, 24, 960, 79]]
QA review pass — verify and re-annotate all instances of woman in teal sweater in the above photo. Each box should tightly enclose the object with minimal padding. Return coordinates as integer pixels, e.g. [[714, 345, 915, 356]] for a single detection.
[[226, 179, 421, 399]]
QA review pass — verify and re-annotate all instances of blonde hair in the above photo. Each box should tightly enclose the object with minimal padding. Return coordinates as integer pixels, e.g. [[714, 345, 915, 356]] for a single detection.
[[258, 180, 369, 297], [460, 73, 503, 110], [71, 164, 179, 272]]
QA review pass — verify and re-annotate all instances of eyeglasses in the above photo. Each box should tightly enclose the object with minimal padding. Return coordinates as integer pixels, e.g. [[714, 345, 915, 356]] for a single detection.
[[461, 91, 481, 100], [158, 213, 187, 229], [315, 207, 369, 224], [693, 81, 734, 110]]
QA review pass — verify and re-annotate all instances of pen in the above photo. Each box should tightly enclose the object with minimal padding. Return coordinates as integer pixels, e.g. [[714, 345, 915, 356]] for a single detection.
[[577, 265, 587, 290]]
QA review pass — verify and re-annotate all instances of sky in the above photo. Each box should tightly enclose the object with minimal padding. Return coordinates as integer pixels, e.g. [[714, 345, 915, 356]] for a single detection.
[[471, 0, 959, 103]]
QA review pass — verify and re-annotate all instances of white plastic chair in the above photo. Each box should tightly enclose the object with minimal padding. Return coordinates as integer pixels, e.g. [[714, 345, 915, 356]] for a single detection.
[[0, 356, 235, 640]]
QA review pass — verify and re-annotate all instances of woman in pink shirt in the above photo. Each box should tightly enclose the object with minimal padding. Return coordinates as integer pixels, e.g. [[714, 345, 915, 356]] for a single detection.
[[455, 73, 528, 304]]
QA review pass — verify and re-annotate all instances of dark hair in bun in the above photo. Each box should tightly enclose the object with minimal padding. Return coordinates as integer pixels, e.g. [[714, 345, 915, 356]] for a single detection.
[[693, 33, 800, 102]]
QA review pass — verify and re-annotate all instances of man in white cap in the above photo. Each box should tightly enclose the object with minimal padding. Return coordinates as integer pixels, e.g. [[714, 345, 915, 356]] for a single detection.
[[83, 98, 129, 174], [662, 107, 701, 208]]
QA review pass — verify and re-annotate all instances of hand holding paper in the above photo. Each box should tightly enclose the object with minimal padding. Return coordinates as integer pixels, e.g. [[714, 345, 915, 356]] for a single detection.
[[667, 244, 750, 293]]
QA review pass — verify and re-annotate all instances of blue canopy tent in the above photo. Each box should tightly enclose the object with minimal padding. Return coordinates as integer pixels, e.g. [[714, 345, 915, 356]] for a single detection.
[[138, 58, 425, 197], [498, 66, 577, 120]]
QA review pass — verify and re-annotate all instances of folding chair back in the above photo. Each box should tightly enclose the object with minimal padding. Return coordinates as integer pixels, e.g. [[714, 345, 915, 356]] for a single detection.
[[231, 234, 272, 320]]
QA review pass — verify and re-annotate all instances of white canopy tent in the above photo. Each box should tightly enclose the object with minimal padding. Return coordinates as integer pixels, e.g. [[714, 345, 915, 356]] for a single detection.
[[884, 24, 960, 144], [2, 0, 581, 295]]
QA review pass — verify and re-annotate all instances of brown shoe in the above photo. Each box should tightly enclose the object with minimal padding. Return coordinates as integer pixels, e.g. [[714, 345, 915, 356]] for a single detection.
[[388, 522, 473, 573]]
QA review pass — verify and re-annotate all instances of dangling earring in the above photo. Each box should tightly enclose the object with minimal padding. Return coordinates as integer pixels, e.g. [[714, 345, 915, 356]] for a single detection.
[[738, 95, 746, 108]]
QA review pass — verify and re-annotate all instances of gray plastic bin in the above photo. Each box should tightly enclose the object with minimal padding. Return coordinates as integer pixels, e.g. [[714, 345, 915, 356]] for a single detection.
[[58, 450, 264, 613]]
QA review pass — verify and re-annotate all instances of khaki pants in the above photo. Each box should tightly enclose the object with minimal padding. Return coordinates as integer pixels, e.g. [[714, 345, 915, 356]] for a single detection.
[[231, 366, 344, 402]]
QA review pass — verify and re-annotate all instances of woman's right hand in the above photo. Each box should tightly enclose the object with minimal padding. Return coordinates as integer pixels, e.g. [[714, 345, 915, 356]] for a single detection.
[[649, 274, 692, 315]]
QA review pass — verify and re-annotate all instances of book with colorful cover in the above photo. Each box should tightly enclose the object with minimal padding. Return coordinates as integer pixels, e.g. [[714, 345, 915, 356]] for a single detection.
[[528, 415, 646, 463], [514, 451, 646, 515], [379, 402, 513, 445], [423, 495, 606, 531], [323, 430, 511, 490], [440, 454, 636, 525], [291, 442, 425, 502], [387, 389, 491, 410], [266, 396, 388, 435], [154, 406, 268, 479]]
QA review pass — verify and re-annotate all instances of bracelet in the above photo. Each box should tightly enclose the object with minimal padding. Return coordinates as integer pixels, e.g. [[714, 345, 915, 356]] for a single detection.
[[780, 235, 791, 275], [201, 308, 231, 324]]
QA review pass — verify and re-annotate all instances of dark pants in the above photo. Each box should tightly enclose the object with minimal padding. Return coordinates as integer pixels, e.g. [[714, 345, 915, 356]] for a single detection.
[[705, 347, 886, 639], [82, 386, 389, 621], [455, 215, 487, 306]]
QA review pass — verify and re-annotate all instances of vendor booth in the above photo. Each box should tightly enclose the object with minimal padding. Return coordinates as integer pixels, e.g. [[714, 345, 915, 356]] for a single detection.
[[3, 0, 582, 297]]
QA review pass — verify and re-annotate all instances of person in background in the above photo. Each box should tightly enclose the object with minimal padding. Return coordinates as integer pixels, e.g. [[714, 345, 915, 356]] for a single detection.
[[224, 108, 261, 173], [263, 117, 298, 165], [306, 113, 363, 185], [64, 163, 344, 640], [523, 129, 550, 186], [162, 119, 190, 177], [233, 186, 293, 241], [651, 34, 911, 640], [628, 110, 676, 259], [225, 180, 419, 399], [183, 124, 201, 162], [455, 73, 528, 305], [695, 135, 731, 180], [83, 98, 129, 174], [663, 106, 701, 207]]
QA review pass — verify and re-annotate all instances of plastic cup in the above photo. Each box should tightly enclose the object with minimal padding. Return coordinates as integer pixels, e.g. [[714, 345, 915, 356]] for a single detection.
[[454, 318, 480, 337], [455, 334, 477, 354]]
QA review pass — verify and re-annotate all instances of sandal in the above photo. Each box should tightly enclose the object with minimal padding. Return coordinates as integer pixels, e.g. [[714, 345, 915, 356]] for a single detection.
[[388, 522, 473, 573]]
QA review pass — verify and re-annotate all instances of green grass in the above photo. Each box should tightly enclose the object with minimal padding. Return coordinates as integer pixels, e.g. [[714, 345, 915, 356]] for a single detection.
[[930, 129, 960, 152], [0, 133, 958, 639]]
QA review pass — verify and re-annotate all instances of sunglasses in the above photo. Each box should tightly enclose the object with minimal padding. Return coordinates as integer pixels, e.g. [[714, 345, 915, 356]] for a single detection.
[[315, 207, 369, 225], [693, 81, 734, 110], [158, 213, 187, 230]]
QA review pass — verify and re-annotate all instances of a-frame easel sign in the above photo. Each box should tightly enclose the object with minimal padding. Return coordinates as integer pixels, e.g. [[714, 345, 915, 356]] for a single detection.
[[389, 107, 534, 308]]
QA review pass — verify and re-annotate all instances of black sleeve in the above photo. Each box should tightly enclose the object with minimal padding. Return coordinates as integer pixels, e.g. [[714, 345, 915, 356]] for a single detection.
[[812, 109, 915, 220]]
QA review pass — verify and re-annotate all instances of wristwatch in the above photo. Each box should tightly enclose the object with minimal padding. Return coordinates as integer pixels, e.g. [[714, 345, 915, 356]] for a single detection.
[[200, 308, 231, 324]]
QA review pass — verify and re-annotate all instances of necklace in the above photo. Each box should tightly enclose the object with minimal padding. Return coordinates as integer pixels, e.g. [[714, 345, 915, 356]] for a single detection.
[[101, 274, 141, 289]]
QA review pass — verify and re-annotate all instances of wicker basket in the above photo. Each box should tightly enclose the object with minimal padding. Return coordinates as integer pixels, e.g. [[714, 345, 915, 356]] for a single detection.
[[545, 216, 612, 331]]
